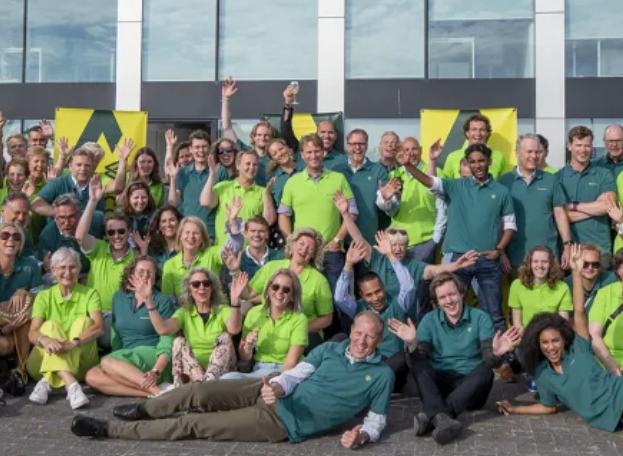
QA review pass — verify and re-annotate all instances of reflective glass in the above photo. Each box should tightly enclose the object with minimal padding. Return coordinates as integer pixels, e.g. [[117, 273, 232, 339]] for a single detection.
[[0, 0, 24, 83]]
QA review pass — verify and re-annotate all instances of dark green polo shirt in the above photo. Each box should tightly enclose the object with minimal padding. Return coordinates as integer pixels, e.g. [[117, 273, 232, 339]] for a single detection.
[[417, 306, 495, 375], [498, 168, 567, 268], [594, 154, 623, 180], [356, 299, 406, 358], [277, 340, 394, 443], [271, 158, 305, 208], [0, 256, 43, 301], [38, 173, 105, 212], [147, 246, 178, 270], [322, 149, 348, 171], [442, 176, 515, 254], [556, 163, 615, 254], [564, 271, 617, 315]]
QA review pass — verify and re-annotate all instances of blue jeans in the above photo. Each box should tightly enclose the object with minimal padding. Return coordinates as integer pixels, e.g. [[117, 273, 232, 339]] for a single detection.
[[451, 253, 505, 334], [408, 239, 438, 323], [219, 362, 283, 380], [323, 250, 347, 336]]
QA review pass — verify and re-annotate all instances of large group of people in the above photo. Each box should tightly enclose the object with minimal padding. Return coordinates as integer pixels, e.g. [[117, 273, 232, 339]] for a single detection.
[[2, 81, 623, 448]]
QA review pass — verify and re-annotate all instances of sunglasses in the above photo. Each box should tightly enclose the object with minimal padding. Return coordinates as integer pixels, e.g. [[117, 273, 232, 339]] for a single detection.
[[270, 283, 291, 294], [0, 232, 21, 242], [129, 182, 149, 192], [218, 147, 235, 155], [190, 280, 212, 289], [583, 261, 600, 269], [107, 228, 127, 237]]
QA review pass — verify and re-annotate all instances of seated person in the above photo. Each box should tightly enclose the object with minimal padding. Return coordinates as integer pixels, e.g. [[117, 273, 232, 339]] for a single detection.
[[27, 247, 103, 409], [221, 269, 307, 379], [147, 267, 242, 384], [1, 192, 35, 257], [86, 256, 176, 397], [71, 311, 394, 451], [334, 237, 414, 391], [390, 272, 519, 444]]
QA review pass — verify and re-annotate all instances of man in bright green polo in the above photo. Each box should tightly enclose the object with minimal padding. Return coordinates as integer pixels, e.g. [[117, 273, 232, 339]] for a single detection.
[[594, 124, 623, 179], [499, 134, 572, 269], [557, 126, 616, 265], [441, 113, 507, 179]]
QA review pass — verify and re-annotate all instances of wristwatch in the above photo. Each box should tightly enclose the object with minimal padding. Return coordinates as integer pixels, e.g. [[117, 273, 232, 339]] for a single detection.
[[562, 240, 573, 246], [572, 201, 579, 211], [333, 237, 342, 245]]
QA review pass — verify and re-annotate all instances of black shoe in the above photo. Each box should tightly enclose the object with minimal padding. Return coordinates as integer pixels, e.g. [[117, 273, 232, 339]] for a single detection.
[[431, 413, 463, 445], [71, 415, 109, 438], [113, 403, 148, 421], [414, 412, 432, 437]]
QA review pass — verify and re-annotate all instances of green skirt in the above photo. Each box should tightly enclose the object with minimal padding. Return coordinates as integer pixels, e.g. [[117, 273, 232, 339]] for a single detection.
[[105, 346, 172, 383]]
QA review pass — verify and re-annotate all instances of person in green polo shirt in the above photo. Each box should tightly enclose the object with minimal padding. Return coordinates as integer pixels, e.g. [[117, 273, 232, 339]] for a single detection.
[[390, 272, 520, 444], [126, 147, 165, 208], [143, 205, 183, 269], [557, 126, 616, 265], [499, 134, 572, 270], [221, 269, 308, 379], [498, 244, 623, 433], [594, 124, 623, 179], [85, 257, 176, 398], [24, 146, 50, 244], [536, 134, 557, 174]]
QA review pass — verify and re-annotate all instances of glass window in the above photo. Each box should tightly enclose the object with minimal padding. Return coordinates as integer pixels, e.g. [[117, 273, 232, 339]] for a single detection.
[[344, 119, 420, 161], [143, 0, 217, 81], [218, 0, 317, 80], [346, 0, 425, 79], [429, 0, 534, 79], [25, 0, 117, 82], [565, 118, 623, 159], [0, 0, 24, 83], [566, 0, 623, 77]]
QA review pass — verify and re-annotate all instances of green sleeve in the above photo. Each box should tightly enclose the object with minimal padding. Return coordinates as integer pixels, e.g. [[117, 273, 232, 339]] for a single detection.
[[213, 180, 227, 199], [508, 280, 522, 309], [602, 168, 616, 193], [378, 166, 389, 186], [219, 305, 232, 330], [110, 325, 122, 351], [85, 239, 104, 260], [281, 178, 294, 208], [441, 178, 457, 197], [340, 175, 354, 200], [158, 294, 177, 320], [369, 369, 394, 415], [314, 273, 334, 317], [37, 178, 59, 204], [552, 179, 568, 207], [492, 151, 507, 179], [500, 188, 515, 216], [249, 263, 271, 295], [416, 314, 433, 344], [31, 291, 48, 320], [477, 312, 496, 340], [161, 261, 175, 296], [290, 313, 309, 347], [303, 342, 329, 368], [29, 262, 43, 290], [588, 288, 609, 324], [172, 308, 186, 331], [536, 378, 558, 407], [442, 151, 460, 179], [156, 334, 174, 360], [87, 289, 103, 313], [559, 282, 573, 312], [617, 172, 623, 201]]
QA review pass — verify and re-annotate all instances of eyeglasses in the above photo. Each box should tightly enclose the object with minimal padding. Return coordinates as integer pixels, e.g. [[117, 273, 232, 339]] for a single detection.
[[270, 283, 291, 294], [190, 280, 212, 289], [0, 232, 21, 242], [56, 212, 78, 222], [347, 142, 367, 147], [218, 147, 235, 155], [106, 228, 127, 237], [583, 261, 600, 269]]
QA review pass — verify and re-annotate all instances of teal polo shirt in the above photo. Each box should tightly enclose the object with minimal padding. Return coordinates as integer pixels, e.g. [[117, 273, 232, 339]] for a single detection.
[[38, 173, 105, 212], [417, 306, 495, 375], [147, 246, 178, 270], [564, 271, 617, 315], [556, 163, 615, 255], [332, 159, 389, 245], [0, 256, 43, 301], [322, 149, 348, 171], [498, 168, 567, 268], [355, 299, 406, 358], [536, 335, 623, 432], [276, 340, 394, 443], [175, 164, 227, 238], [271, 159, 305, 208], [442, 176, 515, 254], [594, 154, 623, 180]]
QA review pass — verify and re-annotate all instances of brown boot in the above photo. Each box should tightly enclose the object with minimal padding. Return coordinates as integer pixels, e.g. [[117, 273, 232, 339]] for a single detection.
[[496, 363, 516, 383]]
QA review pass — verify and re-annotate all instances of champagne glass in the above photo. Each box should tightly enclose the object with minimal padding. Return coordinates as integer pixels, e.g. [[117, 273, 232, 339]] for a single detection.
[[290, 81, 300, 105]]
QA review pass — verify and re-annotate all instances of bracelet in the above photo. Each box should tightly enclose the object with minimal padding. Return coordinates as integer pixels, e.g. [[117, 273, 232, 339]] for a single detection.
[[150, 368, 160, 375], [231, 304, 241, 308], [147, 307, 157, 312], [222, 97, 230, 102], [36, 334, 46, 347]]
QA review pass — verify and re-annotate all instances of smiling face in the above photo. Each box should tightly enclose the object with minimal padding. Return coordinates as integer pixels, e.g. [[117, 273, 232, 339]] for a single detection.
[[54, 204, 80, 236], [301, 140, 324, 172], [517, 137, 540, 173], [180, 221, 202, 251], [7, 164, 27, 192], [253, 125, 272, 150], [268, 141, 292, 166], [435, 280, 464, 322], [359, 278, 387, 312], [401, 138, 421, 166], [7, 137, 26, 159], [191, 138, 210, 165], [380, 133, 398, 161], [28, 130, 47, 147], [268, 273, 294, 311], [347, 131, 368, 167], [136, 154, 155, 179], [53, 258, 80, 288], [465, 120, 489, 144], [605, 125, 623, 161], [216, 140, 236, 167], [245, 221, 268, 249], [237, 153, 259, 182], [317, 121, 337, 151], [581, 249, 601, 281], [69, 154, 94, 185], [0, 226, 22, 257], [349, 315, 383, 360], [177, 147, 193, 167], [2, 199, 29, 227], [466, 151, 490, 181], [539, 328, 564, 365], [569, 136, 593, 167], [129, 188, 149, 214], [531, 250, 551, 282], [292, 235, 316, 265], [159, 210, 179, 240], [189, 271, 212, 305], [28, 154, 48, 180], [132, 259, 156, 285], [106, 219, 130, 252]]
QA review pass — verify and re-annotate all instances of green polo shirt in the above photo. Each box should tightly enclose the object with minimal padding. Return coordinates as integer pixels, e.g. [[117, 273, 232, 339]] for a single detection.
[[27, 178, 46, 245], [442, 148, 507, 180], [564, 271, 617, 315], [536, 335, 623, 432], [213, 179, 266, 246], [322, 150, 348, 171], [508, 279, 572, 327], [543, 166, 557, 175], [589, 282, 623, 367], [172, 304, 232, 367], [281, 168, 354, 243], [390, 163, 439, 247], [249, 259, 333, 324], [276, 340, 394, 443], [498, 169, 567, 267], [594, 154, 623, 180], [557, 163, 615, 255], [332, 159, 389, 245], [32, 283, 102, 334], [243, 305, 308, 364], [161, 248, 222, 299], [85, 240, 135, 312], [176, 164, 228, 239], [442, 176, 514, 254], [613, 172, 623, 253], [356, 299, 406, 358], [147, 180, 165, 208], [417, 306, 495, 375], [271, 160, 305, 207], [0, 256, 43, 301], [38, 173, 105, 212], [235, 140, 272, 187]]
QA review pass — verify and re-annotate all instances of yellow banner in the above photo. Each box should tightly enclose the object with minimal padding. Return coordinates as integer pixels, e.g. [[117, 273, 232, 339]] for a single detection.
[[421, 108, 517, 173]]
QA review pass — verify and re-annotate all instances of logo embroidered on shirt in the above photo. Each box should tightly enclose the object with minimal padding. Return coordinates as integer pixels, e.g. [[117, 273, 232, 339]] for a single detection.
[[491, 195, 496, 199], [467, 327, 472, 332], [588, 182, 598, 186], [537, 188, 548, 191], [368, 176, 372, 180], [365, 375, 372, 382]]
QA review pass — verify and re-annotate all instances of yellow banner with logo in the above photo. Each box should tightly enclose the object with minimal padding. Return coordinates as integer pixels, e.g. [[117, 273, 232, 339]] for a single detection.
[[421, 108, 517, 173]]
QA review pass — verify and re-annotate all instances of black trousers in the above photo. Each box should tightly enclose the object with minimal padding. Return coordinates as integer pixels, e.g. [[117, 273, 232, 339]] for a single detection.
[[411, 356, 494, 419]]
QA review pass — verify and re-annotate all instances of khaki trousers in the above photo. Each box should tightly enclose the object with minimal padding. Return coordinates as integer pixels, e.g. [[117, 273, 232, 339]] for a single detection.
[[108, 378, 288, 442]]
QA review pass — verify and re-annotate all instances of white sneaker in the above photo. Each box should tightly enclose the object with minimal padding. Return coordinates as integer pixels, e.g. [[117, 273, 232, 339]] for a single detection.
[[67, 383, 89, 409], [29, 378, 51, 404], [148, 382, 175, 398]]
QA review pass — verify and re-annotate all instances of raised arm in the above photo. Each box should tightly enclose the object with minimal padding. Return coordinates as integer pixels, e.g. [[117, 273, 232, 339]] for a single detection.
[[107, 138, 134, 194], [166, 159, 180, 206], [75, 175, 103, 252], [221, 77, 239, 143], [262, 178, 277, 225], [227, 272, 246, 335], [281, 84, 300, 151], [570, 244, 590, 340], [334, 242, 367, 320], [199, 154, 220, 209], [52, 137, 73, 178], [334, 191, 370, 261], [373, 231, 415, 311], [396, 140, 444, 189], [163, 129, 177, 181], [422, 251, 478, 281]]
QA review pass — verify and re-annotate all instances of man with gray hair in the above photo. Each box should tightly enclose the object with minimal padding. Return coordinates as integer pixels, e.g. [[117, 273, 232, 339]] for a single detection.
[[498, 134, 572, 270], [1, 192, 35, 257], [594, 124, 623, 179]]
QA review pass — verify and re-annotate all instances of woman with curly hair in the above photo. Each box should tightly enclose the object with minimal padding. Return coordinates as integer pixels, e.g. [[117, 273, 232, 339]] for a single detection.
[[146, 267, 244, 385], [140, 205, 183, 268], [498, 244, 623, 433]]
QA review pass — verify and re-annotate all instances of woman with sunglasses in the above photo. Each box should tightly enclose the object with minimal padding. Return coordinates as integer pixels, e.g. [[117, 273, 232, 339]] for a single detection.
[[212, 138, 238, 180], [147, 267, 243, 385], [127, 147, 165, 208], [140, 205, 183, 269], [221, 269, 307, 379], [85, 256, 176, 397], [120, 181, 156, 247]]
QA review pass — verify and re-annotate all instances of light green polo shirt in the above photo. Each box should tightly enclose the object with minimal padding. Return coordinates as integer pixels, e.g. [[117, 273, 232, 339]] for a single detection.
[[589, 282, 623, 367], [213, 179, 265, 246], [442, 176, 515, 254], [161, 248, 223, 299], [280, 168, 354, 243], [557, 163, 615, 255], [249, 259, 333, 324], [417, 306, 495, 375], [148, 180, 165, 208], [85, 240, 135, 312], [32, 283, 102, 334], [442, 148, 507, 180], [543, 166, 557, 175], [613, 171, 623, 253], [243, 305, 308, 364], [172, 304, 231, 367], [498, 168, 568, 268], [508, 279, 572, 327]]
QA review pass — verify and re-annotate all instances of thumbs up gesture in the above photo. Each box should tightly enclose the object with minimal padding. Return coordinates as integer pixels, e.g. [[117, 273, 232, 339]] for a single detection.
[[341, 424, 365, 449], [261, 377, 278, 405]]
